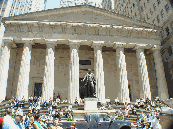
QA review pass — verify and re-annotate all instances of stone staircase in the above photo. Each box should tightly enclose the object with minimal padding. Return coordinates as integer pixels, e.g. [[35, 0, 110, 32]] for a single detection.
[[162, 99, 173, 109], [0, 100, 170, 122]]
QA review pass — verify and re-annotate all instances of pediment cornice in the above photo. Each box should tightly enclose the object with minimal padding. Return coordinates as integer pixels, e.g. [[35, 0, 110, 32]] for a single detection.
[[2, 5, 160, 30]]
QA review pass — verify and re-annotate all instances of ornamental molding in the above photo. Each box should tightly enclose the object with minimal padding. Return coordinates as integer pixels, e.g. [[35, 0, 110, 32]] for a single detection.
[[151, 45, 162, 51], [4, 21, 161, 40], [4, 21, 159, 32], [3, 37, 159, 50], [113, 42, 126, 49], [135, 44, 148, 49]]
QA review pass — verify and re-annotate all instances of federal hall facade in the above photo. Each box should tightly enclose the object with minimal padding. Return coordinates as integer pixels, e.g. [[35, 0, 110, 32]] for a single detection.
[[0, 5, 169, 103]]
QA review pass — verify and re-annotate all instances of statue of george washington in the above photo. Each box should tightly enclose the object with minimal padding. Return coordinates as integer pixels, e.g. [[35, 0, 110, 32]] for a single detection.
[[81, 69, 96, 97]]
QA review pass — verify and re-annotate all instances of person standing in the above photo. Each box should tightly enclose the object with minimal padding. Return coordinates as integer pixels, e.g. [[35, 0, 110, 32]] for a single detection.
[[57, 93, 61, 100], [33, 114, 43, 129], [2, 109, 21, 129]]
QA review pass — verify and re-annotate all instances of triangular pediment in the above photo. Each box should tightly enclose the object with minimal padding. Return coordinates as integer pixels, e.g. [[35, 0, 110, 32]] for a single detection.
[[2, 5, 160, 30]]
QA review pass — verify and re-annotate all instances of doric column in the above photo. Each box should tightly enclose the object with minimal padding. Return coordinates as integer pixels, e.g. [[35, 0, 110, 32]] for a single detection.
[[136, 44, 151, 100], [0, 38, 12, 102], [114, 42, 129, 103], [42, 40, 55, 102], [93, 41, 105, 103], [69, 41, 80, 104], [152, 45, 169, 100], [16, 39, 32, 101]]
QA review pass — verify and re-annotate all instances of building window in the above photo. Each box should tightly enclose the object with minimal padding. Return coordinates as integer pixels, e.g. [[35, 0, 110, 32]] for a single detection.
[[133, 2, 135, 7], [165, 3, 170, 12], [147, 13, 150, 19], [161, 9, 165, 18], [161, 32, 165, 39], [144, 2, 146, 8], [168, 46, 172, 56], [157, 0, 161, 4], [153, 3, 157, 10], [135, 13, 137, 18], [169, 0, 173, 6], [157, 15, 160, 23], [144, 17, 146, 21], [150, 8, 153, 15], [141, 6, 143, 12], [153, 19, 156, 25], [165, 27, 170, 36]]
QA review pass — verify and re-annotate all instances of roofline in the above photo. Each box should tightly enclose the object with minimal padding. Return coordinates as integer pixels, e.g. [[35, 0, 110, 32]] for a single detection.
[[2, 5, 161, 29]]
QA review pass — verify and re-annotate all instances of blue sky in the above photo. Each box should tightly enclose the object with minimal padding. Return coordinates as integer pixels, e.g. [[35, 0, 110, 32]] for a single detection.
[[45, 0, 102, 10], [46, 0, 61, 10]]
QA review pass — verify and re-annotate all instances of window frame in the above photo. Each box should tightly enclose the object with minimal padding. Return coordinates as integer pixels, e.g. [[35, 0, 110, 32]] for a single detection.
[[161, 9, 165, 18], [165, 3, 170, 12], [157, 0, 161, 5], [153, 3, 157, 10]]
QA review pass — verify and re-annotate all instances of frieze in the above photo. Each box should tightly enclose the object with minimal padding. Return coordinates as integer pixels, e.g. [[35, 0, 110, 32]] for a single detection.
[[27, 24, 33, 32], [4, 21, 160, 40]]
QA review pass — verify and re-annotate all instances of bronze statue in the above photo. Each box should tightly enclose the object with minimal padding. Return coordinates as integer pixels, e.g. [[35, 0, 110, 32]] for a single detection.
[[81, 69, 96, 97]]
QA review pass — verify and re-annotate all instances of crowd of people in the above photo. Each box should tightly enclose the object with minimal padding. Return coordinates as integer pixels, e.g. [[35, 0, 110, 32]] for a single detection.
[[0, 107, 78, 129], [0, 93, 78, 129], [0, 94, 166, 129], [111, 96, 163, 128]]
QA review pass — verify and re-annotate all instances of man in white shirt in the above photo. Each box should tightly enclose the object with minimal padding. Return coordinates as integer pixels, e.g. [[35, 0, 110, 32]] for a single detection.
[[115, 97, 119, 105], [151, 116, 162, 129], [3, 109, 22, 129]]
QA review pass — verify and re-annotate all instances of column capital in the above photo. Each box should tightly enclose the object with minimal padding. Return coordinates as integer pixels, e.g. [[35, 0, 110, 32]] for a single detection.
[[151, 45, 162, 51], [135, 44, 147, 53], [113, 42, 126, 49], [92, 41, 104, 49], [3, 37, 14, 43], [22, 38, 34, 45], [69, 40, 80, 48], [45, 39, 57, 43], [135, 44, 147, 49], [44, 39, 57, 49]]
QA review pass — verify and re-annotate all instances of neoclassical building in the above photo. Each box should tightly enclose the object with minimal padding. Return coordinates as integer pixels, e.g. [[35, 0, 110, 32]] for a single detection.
[[0, 5, 169, 103]]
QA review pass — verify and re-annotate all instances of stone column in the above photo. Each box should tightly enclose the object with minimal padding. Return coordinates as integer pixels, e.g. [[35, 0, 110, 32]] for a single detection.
[[114, 42, 129, 103], [136, 44, 151, 100], [42, 41, 55, 102], [152, 45, 169, 100], [69, 41, 80, 104], [93, 41, 105, 103], [16, 40, 32, 101], [0, 38, 12, 102]]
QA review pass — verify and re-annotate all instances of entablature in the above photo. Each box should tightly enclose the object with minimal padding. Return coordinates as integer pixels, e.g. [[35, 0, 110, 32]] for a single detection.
[[2, 37, 159, 51], [4, 21, 161, 40]]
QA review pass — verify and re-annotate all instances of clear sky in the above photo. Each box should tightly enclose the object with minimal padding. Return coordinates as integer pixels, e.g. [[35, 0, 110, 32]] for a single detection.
[[46, 0, 61, 10], [46, 0, 102, 10]]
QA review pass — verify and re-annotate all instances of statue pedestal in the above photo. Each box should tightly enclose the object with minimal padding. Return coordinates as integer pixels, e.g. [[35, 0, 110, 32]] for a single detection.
[[84, 98, 98, 111]]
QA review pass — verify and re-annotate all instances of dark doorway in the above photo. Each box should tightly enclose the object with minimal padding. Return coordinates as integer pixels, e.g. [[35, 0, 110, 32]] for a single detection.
[[34, 83, 42, 97], [79, 78, 87, 99]]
